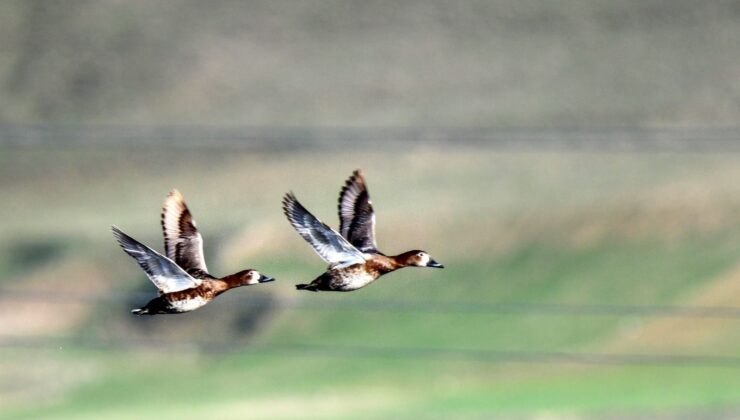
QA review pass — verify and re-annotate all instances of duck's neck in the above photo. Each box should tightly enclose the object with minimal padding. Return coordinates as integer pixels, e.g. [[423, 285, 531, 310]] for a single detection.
[[212, 274, 244, 294], [367, 259, 401, 277], [380, 255, 408, 273]]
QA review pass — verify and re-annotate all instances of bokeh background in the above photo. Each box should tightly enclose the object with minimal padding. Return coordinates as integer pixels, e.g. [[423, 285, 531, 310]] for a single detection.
[[2, 1, 740, 418]]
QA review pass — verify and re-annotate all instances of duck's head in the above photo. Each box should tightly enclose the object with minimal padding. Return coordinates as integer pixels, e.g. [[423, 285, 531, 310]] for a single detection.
[[235, 269, 275, 286], [398, 250, 444, 269]]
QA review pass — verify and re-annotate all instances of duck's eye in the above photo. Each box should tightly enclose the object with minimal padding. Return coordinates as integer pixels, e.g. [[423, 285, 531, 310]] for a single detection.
[[417, 252, 424, 257]]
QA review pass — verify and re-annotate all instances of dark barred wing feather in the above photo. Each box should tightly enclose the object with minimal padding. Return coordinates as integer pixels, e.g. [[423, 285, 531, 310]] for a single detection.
[[338, 170, 378, 253], [161, 189, 209, 277]]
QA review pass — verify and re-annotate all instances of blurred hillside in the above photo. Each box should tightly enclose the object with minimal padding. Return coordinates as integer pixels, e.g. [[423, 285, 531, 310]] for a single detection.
[[1, 0, 739, 126]]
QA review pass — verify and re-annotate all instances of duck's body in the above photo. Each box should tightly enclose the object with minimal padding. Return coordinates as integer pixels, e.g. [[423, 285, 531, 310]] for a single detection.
[[296, 261, 384, 292], [136, 293, 208, 315], [112, 190, 274, 315], [284, 170, 443, 292], [297, 256, 394, 292], [132, 271, 265, 314]]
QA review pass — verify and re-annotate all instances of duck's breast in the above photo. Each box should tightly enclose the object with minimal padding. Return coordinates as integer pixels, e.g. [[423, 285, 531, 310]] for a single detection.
[[332, 264, 377, 291], [168, 295, 209, 312]]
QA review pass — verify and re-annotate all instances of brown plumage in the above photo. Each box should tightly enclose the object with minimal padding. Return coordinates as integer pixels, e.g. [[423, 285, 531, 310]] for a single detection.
[[112, 190, 275, 315], [284, 170, 443, 292]]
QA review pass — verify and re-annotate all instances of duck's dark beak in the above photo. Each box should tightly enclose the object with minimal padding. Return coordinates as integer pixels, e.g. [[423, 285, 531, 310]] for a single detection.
[[426, 259, 444, 269], [258, 275, 275, 283]]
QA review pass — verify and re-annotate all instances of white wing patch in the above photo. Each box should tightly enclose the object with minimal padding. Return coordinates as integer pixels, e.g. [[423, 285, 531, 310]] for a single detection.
[[112, 226, 202, 293], [283, 193, 367, 267]]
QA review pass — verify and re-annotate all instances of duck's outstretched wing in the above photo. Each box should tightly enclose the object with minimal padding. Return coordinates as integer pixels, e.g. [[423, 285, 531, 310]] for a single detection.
[[112, 226, 202, 293], [283, 193, 366, 268], [338, 169, 378, 253], [161, 189, 209, 277]]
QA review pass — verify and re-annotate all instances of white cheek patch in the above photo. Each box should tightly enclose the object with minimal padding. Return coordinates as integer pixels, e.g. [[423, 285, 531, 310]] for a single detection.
[[419, 254, 430, 266], [248, 271, 261, 284]]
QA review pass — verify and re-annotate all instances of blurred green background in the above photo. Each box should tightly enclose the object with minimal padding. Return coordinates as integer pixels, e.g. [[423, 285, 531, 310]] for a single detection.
[[2, 1, 740, 419]]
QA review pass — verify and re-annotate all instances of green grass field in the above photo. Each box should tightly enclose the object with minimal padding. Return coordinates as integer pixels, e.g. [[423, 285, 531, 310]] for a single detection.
[[3, 144, 740, 418]]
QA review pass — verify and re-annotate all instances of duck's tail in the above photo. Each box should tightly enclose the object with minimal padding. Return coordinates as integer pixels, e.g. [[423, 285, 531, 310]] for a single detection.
[[295, 283, 319, 292]]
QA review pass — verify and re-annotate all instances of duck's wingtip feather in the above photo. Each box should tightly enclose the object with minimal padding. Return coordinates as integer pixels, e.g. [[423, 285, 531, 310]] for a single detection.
[[167, 188, 182, 198]]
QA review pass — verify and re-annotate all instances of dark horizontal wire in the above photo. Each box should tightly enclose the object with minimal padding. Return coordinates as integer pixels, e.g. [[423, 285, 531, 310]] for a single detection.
[[3, 124, 740, 153], [3, 335, 740, 368], [265, 344, 740, 368], [3, 289, 740, 319]]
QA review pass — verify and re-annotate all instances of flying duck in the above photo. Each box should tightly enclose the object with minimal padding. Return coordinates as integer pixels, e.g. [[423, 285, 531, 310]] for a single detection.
[[283, 169, 443, 292], [112, 190, 274, 315]]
